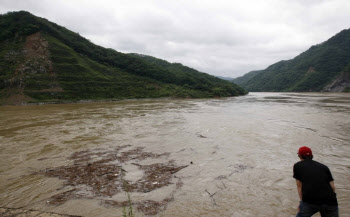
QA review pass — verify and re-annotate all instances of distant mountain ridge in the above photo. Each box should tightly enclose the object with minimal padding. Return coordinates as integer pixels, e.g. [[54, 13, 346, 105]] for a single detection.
[[0, 11, 246, 105], [233, 70, 263, 86], [216, 76, 234, 81], [129, 53, 236, 84], [233, 29, 350, 92]]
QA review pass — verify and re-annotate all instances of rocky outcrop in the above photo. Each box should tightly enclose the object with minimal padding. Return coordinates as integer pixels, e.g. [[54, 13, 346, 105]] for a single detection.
[[323, 71, 350, 92]]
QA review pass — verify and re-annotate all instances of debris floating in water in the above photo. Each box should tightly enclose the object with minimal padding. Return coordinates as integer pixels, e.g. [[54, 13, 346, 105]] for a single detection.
[[0, 207, 82, 217], [39, 145, 188, 215]]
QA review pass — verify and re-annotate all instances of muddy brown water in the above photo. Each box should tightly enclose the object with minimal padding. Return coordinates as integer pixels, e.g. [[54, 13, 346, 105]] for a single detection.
[[0, 92, 349, 217]]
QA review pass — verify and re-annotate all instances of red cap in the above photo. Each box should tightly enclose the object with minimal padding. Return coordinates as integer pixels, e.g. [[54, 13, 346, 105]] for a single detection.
[[298, 146, 312, 157]]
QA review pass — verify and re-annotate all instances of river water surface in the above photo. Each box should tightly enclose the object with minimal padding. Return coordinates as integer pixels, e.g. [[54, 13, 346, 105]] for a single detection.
[[0, 92, 349, 217]]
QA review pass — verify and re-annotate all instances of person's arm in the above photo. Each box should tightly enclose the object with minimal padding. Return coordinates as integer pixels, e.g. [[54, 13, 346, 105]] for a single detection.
[[330, 181, 336, 193], [296, 179, 302, 201]]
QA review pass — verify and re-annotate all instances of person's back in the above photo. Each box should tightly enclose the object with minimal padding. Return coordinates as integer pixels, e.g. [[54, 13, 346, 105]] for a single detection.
[[293, 146, 338, 217]]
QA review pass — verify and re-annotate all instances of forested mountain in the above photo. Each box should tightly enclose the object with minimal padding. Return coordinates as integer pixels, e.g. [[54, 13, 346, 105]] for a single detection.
[[129, 53, 243, 92], [216, 76, 234, 81], [233, 29, 350, 92], [233, 70, 263, 86], [0, 11, 246, 105]]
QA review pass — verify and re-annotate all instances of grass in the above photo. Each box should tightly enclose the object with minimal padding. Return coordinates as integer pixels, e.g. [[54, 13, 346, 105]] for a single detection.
[[122, 192, 135, 217]]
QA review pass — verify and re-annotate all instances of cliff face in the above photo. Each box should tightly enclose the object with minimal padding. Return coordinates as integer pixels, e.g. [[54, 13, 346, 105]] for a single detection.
[[323, 71, 350, 92]]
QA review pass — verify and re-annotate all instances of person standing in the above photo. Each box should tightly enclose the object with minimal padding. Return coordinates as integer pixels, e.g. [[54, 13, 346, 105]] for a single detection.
[[293, 146, 339, 217]]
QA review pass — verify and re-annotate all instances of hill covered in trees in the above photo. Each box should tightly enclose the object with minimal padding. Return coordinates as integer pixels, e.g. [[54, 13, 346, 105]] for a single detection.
[[233, 29, 350, 92], [129, 53, 244, 94], [0, 11, 246, 105]]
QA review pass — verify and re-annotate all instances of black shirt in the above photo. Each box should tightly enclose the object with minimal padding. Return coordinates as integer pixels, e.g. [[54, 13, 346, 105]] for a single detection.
[[293, 159, 338, 205]]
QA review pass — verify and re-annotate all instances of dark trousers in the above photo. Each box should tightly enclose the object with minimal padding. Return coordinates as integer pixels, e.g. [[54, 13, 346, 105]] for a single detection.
[[296, 201, 339, 217]]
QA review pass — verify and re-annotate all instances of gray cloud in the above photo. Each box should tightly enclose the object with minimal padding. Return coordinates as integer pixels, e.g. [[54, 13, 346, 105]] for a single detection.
[[1, 0, 350, 78]]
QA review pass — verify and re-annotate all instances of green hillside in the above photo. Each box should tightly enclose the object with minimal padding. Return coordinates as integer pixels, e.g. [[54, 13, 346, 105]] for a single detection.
[[129, 53, 246, 96], [0, 11, 246, 105], [233, 29, 350, 92], [233, 70, 263, 86]]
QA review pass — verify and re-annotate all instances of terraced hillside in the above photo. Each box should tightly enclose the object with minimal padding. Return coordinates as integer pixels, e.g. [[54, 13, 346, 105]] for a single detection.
[[0, 11, 246, 105]]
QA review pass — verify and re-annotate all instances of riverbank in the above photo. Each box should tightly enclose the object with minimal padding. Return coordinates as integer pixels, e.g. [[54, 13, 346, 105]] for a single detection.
[[0, 97, 175, 106], [0, 94, 239, 107]]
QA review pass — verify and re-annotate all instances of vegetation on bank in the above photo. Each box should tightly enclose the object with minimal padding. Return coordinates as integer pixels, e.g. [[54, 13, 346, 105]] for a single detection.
[[233, 28, 350, 92], [0, 11, 247, 104]]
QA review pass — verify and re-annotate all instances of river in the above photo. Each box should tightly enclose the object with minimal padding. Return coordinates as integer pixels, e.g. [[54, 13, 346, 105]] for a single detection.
[[0, 92, 349, 217]]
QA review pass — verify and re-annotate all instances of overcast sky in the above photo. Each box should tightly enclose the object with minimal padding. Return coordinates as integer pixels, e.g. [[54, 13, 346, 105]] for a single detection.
[[1, 0, 350, 77]]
